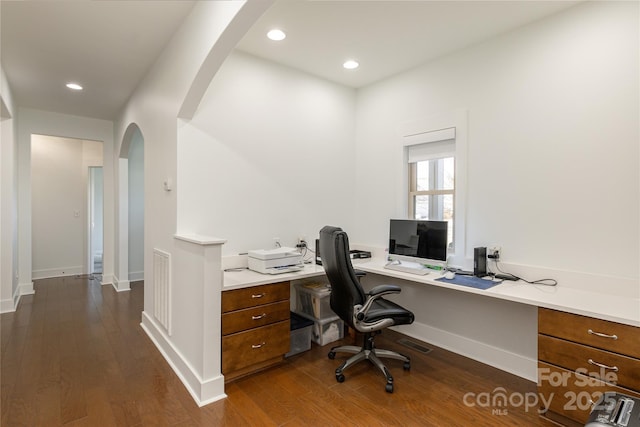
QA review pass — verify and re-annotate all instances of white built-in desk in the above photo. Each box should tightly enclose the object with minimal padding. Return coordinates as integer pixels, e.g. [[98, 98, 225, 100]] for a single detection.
[[223, 258, 638, 376], [356, 259, 639, 328], [160, 234, 638, 412], [224, 259, 639, 327], [223, 263, 325, 290]]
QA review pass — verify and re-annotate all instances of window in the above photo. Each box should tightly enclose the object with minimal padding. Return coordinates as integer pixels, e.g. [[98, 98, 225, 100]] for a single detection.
[[407, 139, 455, 248], [402, 112, 466, 262]]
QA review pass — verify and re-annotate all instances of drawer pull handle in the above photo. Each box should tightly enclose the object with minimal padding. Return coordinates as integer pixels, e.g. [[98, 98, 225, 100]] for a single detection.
[[251, 293, 266, 299], [252, 313, 267, 320], [251, 342, 266, 349], [588, 329, 618, 340], [588, 359, 619, 372]]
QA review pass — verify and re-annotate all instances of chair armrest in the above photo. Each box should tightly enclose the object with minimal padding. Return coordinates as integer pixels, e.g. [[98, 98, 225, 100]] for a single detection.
[[368, 284, 400, 297], [354, 284, 402, 326], [354, 270, 366, 279]]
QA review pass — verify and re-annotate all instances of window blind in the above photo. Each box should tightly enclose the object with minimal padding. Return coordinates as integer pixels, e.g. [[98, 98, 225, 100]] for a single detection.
[[407, 138, 455, 163]]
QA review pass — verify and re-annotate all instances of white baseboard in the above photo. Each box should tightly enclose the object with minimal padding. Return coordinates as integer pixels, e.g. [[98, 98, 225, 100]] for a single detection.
[[140, 311, 226, 406], [393, 321, 538, 382], [101, 274, 114, 286], [128, 271, 144, 282], [0, 293, 16, 313], [20, 281, 34, 295], [0, 299, 14, 313], [32, 266, 83, 280], [112, 275, 131, 292], [1, 282, 35, 313]]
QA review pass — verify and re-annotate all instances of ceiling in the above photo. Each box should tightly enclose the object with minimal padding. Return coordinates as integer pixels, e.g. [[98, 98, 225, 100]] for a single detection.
[[236, 1, 579, 88], [1, 0, 579, 121], [0, 1, 196, 120]]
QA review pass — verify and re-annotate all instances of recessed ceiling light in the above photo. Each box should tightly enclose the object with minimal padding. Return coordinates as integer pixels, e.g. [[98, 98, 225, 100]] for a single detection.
[[66, 82, 83, 91], [267, 29, 286, 41], [343, 60, 359, 70]]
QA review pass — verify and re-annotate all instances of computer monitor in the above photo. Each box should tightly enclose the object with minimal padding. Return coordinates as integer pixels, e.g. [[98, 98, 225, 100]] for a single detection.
[[388, 219, 448, 264]]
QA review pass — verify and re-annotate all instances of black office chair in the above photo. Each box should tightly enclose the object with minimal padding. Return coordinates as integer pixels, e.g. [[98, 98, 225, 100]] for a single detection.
[[319, 226, 415, 393]]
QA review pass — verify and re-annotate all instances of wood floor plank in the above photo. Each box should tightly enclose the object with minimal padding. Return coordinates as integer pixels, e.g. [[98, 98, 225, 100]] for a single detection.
[[79, 386, 119, 427], [2, 276, 556, 426], [223, 382, 278, 427], [34, 383, 62, 426]]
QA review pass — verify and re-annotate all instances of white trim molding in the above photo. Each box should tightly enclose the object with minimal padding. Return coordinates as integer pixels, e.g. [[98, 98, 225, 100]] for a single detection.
[[112, 274, 131, 292], [128, 271, 144, 282], [141, 311, 226, 406], [400, 109, 469, 266], [32, 266, 83, 280], [1, 281, 35, 313]]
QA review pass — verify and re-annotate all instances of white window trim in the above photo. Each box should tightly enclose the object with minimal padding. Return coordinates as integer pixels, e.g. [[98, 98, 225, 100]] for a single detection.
[[400, 109, 468, 265]]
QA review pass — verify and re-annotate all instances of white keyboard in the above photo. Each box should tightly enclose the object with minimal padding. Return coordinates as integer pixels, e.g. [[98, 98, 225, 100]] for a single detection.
[[384, 261, 431, 276]]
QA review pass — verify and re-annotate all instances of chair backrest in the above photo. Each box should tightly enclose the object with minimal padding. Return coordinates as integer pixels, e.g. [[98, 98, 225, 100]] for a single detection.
[[319, 226, 366, 329]]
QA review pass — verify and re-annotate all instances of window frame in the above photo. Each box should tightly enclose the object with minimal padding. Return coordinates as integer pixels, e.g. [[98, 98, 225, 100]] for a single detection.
[[400, 109, 467, 264]]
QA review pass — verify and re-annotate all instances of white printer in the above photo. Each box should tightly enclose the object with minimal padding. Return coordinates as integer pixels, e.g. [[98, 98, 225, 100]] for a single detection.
[[247, 247, 304, 274]]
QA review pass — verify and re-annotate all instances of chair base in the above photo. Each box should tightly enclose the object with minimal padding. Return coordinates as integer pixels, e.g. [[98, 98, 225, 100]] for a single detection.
[[328, 332, 410, 393]]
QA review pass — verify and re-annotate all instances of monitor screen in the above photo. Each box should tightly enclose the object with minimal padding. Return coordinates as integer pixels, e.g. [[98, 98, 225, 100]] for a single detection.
[[388, 219, 448, 262]]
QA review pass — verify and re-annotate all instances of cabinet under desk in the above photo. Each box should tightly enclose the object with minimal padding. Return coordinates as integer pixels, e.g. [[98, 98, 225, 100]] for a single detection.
[[221, 281, 291, 382], [537, 307, 640, 426]]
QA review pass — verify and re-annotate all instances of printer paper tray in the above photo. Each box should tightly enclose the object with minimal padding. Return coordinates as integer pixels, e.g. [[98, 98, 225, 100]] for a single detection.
[[263, 264, 305, 274]]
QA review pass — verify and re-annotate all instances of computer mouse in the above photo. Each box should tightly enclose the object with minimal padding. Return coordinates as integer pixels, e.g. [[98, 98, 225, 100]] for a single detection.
[[444, 271, 455, 280]]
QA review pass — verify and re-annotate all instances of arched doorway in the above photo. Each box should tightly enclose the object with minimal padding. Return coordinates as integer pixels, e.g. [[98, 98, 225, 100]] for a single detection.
[[116, 123, 144, 291]]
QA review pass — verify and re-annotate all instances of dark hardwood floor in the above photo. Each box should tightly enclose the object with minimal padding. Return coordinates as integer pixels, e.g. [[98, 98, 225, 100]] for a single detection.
[[1, 275, 555, 426]]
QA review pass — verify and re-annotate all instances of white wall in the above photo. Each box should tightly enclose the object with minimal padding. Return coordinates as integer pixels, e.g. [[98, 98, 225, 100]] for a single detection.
[[114, 0, 273, 406], [353, 1, 639, 282], [128, 130, 144, 280], [177, 51, 357, 255], [0, 65, 20, 312], [31, 136, 102, 278]]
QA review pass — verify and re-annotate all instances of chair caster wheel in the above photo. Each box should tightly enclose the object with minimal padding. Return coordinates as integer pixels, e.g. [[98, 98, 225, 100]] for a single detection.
[[403, 361, 411, 370], [336, 373, 345, 383], [328, 351, 335, 360], [385, 383, 394, 393]]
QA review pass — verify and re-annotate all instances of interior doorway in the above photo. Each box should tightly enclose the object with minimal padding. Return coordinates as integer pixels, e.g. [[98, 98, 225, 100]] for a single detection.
[[127, 131, 144, 282], [116, 123, 144, 290], [89, 166, 103, 275], [30, 135, 103, 279]]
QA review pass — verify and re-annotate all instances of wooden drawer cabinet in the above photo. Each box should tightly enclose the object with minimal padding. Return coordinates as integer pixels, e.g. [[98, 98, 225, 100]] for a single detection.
[[538, 362, 640, 425], [222, 300, 290, 335], [539, 334, 640, 391], [222, 321, 290, 374], [222, 282, 290, 381], [539, 308, 640, 358], [538, 308, 640, 426]]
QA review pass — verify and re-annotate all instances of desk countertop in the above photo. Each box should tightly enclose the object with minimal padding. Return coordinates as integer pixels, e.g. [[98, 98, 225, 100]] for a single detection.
[[223, 259, 640, 327], [223, 263, 325, 290]]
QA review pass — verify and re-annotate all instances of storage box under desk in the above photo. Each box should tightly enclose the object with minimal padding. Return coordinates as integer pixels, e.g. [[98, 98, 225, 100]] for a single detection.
[[295, 311, 344, 346], [294, 282, 335, 320], [286, 312, 314, 357]]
